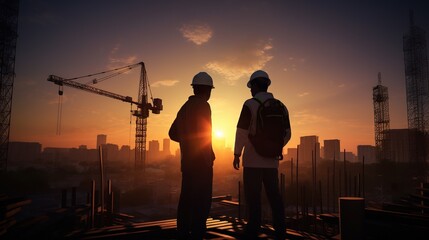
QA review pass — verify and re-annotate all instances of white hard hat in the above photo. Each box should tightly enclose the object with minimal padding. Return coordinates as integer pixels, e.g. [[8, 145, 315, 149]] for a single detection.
[[247, 70, 271, 88], [191, 72, 214, 88]]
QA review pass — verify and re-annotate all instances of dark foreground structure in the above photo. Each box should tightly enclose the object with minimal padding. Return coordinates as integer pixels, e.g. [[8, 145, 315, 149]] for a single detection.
[[2, 192, 429, 240]]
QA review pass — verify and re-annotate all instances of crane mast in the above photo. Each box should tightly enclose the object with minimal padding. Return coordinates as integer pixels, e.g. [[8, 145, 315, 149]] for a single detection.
[[135, 63, 148, 170], [47, 62, 162, 172]]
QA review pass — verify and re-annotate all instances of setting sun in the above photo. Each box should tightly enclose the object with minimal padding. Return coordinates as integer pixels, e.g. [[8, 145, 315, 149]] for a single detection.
[[214, 130, 224, 138]]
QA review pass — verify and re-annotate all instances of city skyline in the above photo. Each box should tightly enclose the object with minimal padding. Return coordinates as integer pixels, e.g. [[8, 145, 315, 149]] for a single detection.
[[11, 132, 369, 161], [9, 1, 429, 155]]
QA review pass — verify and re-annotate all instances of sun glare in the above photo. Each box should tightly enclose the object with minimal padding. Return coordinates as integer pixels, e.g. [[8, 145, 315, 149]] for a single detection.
[[215, 130, 224, 138]]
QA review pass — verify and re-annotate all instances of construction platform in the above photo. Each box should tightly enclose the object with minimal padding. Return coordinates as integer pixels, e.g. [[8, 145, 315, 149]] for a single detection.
[[64, 216, 331, 240]]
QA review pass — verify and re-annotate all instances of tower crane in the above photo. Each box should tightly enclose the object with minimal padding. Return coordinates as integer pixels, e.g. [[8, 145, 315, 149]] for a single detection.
[[47, 62, 163, 171]]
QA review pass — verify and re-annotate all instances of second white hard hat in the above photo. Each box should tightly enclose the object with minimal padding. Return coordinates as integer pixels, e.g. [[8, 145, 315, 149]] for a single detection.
[[247, 70, 271, 88], [191, 72, 214, 88]]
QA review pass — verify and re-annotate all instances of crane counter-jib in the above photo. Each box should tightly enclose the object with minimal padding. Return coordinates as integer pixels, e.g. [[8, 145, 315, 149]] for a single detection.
[[47, 75, 141, 106]]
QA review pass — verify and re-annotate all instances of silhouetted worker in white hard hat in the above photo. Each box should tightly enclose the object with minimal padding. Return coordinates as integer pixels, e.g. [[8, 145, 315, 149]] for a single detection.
[[169, 72, 216, 240], [233, 70, 291, 240]]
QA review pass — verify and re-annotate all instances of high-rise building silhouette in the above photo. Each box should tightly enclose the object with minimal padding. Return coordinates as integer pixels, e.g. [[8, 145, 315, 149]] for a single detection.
[[386, 129, 413, 163], [148, 140, 160, 161], [103, 143, 119, 162], [357, 145, 376, 164], [298, 135, 320, 164], [285, 148, 297, 161], [0, 0, 20, 171], [163, 138, 171, 156], [403, 10, 429, 168], [96, 134, 107, 149], [373, 72, 390, 162], [149, 140, 160, 152], [324, 139, 340, 161]]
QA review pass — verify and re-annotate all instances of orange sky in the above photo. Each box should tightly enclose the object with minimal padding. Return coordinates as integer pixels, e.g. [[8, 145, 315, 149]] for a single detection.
[[10, 1, 429, 155]]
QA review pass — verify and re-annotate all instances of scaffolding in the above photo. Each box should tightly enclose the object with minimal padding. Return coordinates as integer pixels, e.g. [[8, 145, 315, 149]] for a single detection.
[[0, 0, 20, 171], [403, 10, 429, 166], [373, 73, 390, 162]]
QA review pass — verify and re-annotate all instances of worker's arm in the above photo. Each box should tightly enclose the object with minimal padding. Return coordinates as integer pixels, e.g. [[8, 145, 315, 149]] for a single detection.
[[233, 105, 251, 169], [169, 118, 180, 142], [169, 104, 186, 142], [283, 106, 292, 146]]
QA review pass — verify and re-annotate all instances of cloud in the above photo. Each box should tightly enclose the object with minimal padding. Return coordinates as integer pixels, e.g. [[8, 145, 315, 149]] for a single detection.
[[107, 44, 138, 69], [108, 56, 138, 69], [205, 39, 274, 85], [293, 110, 330, 126], [180, 23, 213, 45], [298, 92, 309, 97], [151, 80, 179, 87], [284, 56, 305, 72]]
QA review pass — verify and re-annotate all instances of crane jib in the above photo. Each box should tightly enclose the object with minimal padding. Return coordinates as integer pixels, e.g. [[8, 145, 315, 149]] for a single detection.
[[46, 61, 162, 172], [47, 75, 140, 105]]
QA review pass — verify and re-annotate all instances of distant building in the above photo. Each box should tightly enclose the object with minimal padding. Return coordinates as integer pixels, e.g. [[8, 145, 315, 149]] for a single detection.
[[8, 142, 42, 162], [118, 145, 132, 166], [324, 139, 340, 161], [163, 138, 171, 156], [42, 147, 70, 163], [298, 135, 320, 164], [148, 140, 160, 162], [357, 145, 376, 164], [96, 134, 107, 149], [103, 143, 119, 162], [340, 151, 356, 162], [149, 140, 160, 153], [385, 129, 413, 163], [70, 147, 97, 163], [285, 148, 297, 161], [320, 146, 324, 159]]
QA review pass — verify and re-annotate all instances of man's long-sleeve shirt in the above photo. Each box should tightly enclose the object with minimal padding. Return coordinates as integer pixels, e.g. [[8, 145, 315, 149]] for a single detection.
[[169, 95, 215, 172]]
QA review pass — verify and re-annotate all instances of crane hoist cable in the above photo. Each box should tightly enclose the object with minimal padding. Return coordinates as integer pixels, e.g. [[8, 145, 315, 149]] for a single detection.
[[62, 63, 157, 107], [63, 63, 140, 82], [84, 67, 134, 85]]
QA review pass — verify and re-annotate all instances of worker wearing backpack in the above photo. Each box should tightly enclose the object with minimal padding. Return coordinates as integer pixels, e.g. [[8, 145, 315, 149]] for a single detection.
[[233, 70, 291, 240]]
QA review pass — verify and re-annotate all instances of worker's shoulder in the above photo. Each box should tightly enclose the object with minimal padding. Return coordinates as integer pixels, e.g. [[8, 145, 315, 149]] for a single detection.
[[243, 97, 262, 108], [186, 96, 210, 109]]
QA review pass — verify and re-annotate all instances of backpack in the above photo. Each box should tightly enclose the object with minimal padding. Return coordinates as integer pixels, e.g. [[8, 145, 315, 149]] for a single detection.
[[248, 98, 290, 160]]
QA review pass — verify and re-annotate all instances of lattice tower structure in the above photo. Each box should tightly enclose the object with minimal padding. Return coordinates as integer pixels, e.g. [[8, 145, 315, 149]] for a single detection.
[[403, 11, 429, 165], [0, 0, 19, 172], [135, 64, 148, 171], [404, 11, 429, 132], [373, 73, 391, 162]]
